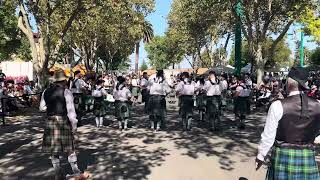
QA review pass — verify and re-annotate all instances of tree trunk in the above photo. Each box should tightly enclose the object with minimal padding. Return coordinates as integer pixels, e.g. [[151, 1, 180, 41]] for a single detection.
[[255, 44, 264, 86], [135, 42, 140, 73]]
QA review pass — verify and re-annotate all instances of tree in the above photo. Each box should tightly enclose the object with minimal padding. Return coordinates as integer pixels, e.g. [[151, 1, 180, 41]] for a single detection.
[[300, 7, 320, 43], [0, 0, 23, 61], [145, 35, 184, 69], [135, 21, 154, 73], [310, 48, 320, 65], [15, 0, 154, 88], [140, 59, 148, 71], [229, 38, 292, 68]]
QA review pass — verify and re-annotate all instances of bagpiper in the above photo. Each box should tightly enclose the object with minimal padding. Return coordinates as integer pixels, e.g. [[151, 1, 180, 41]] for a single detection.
[[39, 70, 89, 180], [140, 72, 149, 113], [196, 76, 206, 121], [92, 79, 107, 128], [113, 76, 132, 131], [176, 72, 196, 131], [234, 76, 251, 129], [256, 67, 320, 180], [147, 70, 171, 132], [202, 71, 222, 131], [70, 70, 88, 126]]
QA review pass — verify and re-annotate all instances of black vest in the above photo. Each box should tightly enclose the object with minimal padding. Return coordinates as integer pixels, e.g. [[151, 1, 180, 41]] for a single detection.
[[276, 94, 320, 144], [44, 85, 68, 116]]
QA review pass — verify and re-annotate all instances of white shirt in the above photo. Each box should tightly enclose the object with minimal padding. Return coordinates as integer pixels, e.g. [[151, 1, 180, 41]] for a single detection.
[[220, 80, 228, 91], [148, 77, 171, 96], [176, 80, 196, 96], [203, 80, 222, 96], [70, 78, 87, 94], [113, 84, 132, 102], [92, 85, 107, 97], [256, 91, 320, 161], [39, 89, 78, 131], [236, 83, 251, 97], [140, 78, 148, 89], [132, 79, 140, 87]]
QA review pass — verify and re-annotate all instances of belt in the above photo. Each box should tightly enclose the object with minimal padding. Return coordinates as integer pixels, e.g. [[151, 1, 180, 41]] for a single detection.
[[275, 141, 315, 150]]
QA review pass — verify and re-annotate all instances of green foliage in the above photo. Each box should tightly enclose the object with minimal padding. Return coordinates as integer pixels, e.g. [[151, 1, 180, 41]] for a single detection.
[[140, 59, 148, 71], [300, 7, 320, 43], [145, 35, 184, 69], [0, 0, 21, 61], [310, 48, 320, 65], [229, 38, 292, 68]]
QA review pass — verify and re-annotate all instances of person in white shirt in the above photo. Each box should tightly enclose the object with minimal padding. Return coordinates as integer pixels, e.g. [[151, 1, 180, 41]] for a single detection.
[[219, 74, 228, 108], [195, 76, 207, 121], [256, 67, 320, 180], [70, 70, 88, 125], [39, 70, 89, 179], [176, 72, 196, 131], [202, 71, 222, 131], [147, 70, 171, 132], [92, 80, 107, 128], [140, 72, 149, 113], [234, 77, 251, 129], [131, 75, 140, 105], [113, 76, 132, 130]]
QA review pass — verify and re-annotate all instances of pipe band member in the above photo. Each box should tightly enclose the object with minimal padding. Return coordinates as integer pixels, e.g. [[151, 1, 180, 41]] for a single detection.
[[140, 72, 149, 113], [92, 79, 107, 128], [70, 70, 88, 125], [113, 76, 132, 130], [176, 72, 196, 131], [147, 70, 171, 131], [256, 67, 320, 180], [203, 71, 222, 131], [39, 70, 88, 179], [234, 76, 250, 129]]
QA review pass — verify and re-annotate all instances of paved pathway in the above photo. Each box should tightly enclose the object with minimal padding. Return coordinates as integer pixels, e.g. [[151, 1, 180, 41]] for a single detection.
[[0, 106, 276, 180]]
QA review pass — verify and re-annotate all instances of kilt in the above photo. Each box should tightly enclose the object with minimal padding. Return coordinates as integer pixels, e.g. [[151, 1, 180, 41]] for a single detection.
[[132, 87, 140, 97], [42, 116, 75, 154], [94, 97, 107, 117], [73, 93, 85, 113], [234, 96, 248, 115], [148, 95, 166, 117], [141, 89, 149, 103], [206, 96, 221, 116], [196, 93, 207, 110], [266, 147, 319, 180], [115, 100, 130, 120], [179, 95, 194, 118]]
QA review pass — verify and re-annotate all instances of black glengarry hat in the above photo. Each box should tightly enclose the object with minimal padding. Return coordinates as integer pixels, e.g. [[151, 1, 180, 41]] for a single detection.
[[288, 66, 309, 90]]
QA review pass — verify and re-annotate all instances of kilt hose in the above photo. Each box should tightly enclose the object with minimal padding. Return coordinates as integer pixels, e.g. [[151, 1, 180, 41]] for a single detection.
[[179, 95, 194, 118], [266, 147, 319, 180], [94, 97, 107, 117], [42, 116, 75, 154], [206, 96, 221, 129], [115, 100, 130, 120]]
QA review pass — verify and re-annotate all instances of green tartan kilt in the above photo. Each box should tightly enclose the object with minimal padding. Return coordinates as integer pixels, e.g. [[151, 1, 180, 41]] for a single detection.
[[196, 93, 207, 110], [266, 147, 319, 180], [73, 93, 84, 113], [94, 98, 107, 117], [148, 95, 166, 117], [42, 116, 75, 154], [132, 87, 140, 97], [234, 96, 248, 115], [206, 96, 221, 116], [115, 101, 130, 120], [179, 95, 194, 117]]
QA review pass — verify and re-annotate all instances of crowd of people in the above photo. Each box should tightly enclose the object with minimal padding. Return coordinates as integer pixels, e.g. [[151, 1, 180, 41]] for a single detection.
[[37, 66, 320, 179]]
